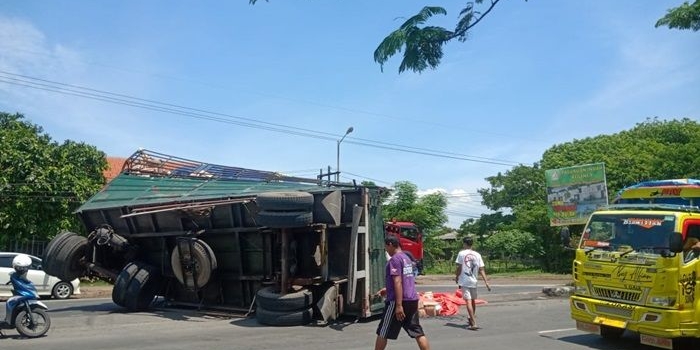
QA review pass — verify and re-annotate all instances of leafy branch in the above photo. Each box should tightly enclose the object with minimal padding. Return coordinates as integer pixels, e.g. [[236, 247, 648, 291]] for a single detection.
[[374, 1, 503, 73]]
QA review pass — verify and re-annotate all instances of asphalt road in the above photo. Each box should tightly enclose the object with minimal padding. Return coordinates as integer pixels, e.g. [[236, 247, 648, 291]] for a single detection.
[[2, 288, 690, 350]]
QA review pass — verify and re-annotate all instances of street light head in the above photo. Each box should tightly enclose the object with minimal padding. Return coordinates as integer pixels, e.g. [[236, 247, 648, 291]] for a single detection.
[[346, 126, 354, 135]]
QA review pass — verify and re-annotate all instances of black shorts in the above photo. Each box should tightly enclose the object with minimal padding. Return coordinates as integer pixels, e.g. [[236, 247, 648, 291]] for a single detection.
[[376, 300, 425, 340]]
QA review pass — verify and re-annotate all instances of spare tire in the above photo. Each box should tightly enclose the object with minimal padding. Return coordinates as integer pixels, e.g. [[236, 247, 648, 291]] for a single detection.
[[256, 306, 313, 326], [256, 191, 314, 211], [171, 239, 217, 288], [257, 210, 313, 228], [256, 287, 312, 312]]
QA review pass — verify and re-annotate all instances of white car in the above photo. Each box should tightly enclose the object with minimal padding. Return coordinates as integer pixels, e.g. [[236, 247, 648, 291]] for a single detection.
[[0, 252, 81, 299]]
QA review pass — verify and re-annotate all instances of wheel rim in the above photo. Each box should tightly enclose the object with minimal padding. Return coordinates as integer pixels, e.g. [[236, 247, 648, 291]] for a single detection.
[[54, 282, 72, 299]]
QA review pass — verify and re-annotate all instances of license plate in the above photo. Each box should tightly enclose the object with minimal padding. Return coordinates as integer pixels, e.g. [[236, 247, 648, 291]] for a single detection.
[[576, 321, 600, 334], [640, 334, 673, 350]]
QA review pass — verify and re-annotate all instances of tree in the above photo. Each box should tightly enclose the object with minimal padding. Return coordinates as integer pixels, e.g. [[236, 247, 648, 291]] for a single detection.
[[541, 118, 700, 197], [376, 1, 697, 73], [374, 2, 503, 73], [0, 112, 107, 248], [473, 118, 700, 272], [458, 212, 515, 244], [481, 229, 539, 269], [382, 181, 447, 233], [656, 0, 700, 31], [251, 1, 696, 73]]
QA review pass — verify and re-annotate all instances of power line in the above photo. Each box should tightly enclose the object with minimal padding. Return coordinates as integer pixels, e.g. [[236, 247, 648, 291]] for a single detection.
[[0, 47, 541, 143], [444, 210, 483, 219], [0, 70, 523, 167]]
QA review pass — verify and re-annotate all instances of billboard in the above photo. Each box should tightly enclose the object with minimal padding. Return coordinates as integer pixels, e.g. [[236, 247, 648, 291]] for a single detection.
[[545, 163, 608, 226]]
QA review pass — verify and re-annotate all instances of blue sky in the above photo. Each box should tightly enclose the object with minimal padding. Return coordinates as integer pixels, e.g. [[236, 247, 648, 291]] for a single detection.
[[1, 1, 698, 228]]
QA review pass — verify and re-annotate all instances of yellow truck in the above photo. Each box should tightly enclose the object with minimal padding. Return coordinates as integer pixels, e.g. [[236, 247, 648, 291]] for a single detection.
[[567, 179, 700, 349]]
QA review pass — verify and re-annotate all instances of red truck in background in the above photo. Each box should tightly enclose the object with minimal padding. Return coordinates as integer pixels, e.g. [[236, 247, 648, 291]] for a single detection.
[[385, 220, 424, 274]]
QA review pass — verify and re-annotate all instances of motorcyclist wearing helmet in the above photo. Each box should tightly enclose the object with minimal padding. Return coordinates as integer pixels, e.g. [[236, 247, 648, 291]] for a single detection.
[[2, 254, 39, 326]]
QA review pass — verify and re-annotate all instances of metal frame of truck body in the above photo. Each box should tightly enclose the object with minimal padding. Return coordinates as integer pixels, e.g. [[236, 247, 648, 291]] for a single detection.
[[70, 150, 387, 319]]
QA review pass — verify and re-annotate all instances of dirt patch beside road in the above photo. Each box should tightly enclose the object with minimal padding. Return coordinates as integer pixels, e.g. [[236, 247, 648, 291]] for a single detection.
[[76, 285, 113, 299]]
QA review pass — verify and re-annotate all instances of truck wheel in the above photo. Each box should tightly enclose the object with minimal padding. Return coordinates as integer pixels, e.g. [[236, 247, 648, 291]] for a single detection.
[[600, 325, 624, 339], [51, 281, 74, 299], [256, 191, 314, 211], [255, 306, 313, 326], [256, 287, 312, 312], [43, 231, 78, 276], [171, 239, 217, 288], [112, 263, 139, 307], [47, 235, 88, 281], [124, 263, 162, 311], [257, 210, 313, 228], [43, 231, 76, 261]]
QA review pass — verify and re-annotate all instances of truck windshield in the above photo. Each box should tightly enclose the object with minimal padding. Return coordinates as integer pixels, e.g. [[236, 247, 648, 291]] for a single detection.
[[579, 214, 675, 254], [400, 227, 420, 241]]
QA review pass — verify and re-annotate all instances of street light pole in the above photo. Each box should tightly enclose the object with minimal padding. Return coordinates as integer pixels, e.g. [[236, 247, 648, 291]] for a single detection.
[[336, 126, 354, 182]]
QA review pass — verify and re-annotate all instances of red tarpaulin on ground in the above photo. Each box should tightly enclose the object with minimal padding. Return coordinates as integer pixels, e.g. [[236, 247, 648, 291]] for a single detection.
[[420, 289, 486, 316]]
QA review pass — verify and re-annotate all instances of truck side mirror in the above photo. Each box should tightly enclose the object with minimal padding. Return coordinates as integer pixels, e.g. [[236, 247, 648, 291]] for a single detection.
[[669, 232, 683, 253]]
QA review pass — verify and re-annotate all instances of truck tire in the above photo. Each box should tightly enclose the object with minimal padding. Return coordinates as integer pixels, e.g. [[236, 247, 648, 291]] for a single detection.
[[47, 235, 88, 281], [255, 306, 313, 326], [112, 262, 139, 307], [123, 263, 162, 311], [256, 191, 314, 211], [43, 231, 77, 261], [171, 239, 217, 288], [43, 231, 78, 276], [255, 287, 312, 312], [257, 210, 313, 228]]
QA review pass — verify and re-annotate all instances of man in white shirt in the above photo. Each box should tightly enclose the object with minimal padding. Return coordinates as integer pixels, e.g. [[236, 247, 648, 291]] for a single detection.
[[454, 237, 490, 330]]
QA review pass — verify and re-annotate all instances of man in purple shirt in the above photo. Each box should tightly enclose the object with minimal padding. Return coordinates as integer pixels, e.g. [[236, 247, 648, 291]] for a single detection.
[[374, 236, 430, 350]]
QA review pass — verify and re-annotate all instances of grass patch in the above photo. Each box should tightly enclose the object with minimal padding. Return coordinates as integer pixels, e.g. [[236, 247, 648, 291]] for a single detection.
[[79, 278, 113, 287]]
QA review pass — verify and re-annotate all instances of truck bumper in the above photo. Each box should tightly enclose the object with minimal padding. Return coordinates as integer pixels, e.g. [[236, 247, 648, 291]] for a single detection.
[[570, 295, 700, 348]]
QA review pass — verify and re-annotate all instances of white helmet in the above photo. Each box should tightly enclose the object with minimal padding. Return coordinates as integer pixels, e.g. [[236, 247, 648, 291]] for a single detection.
[[12, 254, 32, 275]]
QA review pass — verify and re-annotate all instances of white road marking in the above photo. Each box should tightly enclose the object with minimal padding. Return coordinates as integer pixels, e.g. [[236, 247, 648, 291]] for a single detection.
[[538, 328, 577, 334]]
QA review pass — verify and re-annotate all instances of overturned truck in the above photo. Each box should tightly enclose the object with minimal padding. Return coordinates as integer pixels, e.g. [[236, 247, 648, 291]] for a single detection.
[[43, 150, 386, 325]]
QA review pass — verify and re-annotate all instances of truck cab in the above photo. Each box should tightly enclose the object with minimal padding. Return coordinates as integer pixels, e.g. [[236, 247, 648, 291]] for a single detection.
[[385, 220, 424, 274], [569, 179, 700, 349]]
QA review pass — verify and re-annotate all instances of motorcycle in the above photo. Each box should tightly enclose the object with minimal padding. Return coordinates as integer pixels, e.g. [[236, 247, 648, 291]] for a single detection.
[[1, 283, 51, 338]]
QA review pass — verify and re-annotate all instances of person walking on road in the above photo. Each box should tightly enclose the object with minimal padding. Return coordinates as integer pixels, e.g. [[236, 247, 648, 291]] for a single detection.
[[455, 236, 491, 330], [374, 236, 430, 350]]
